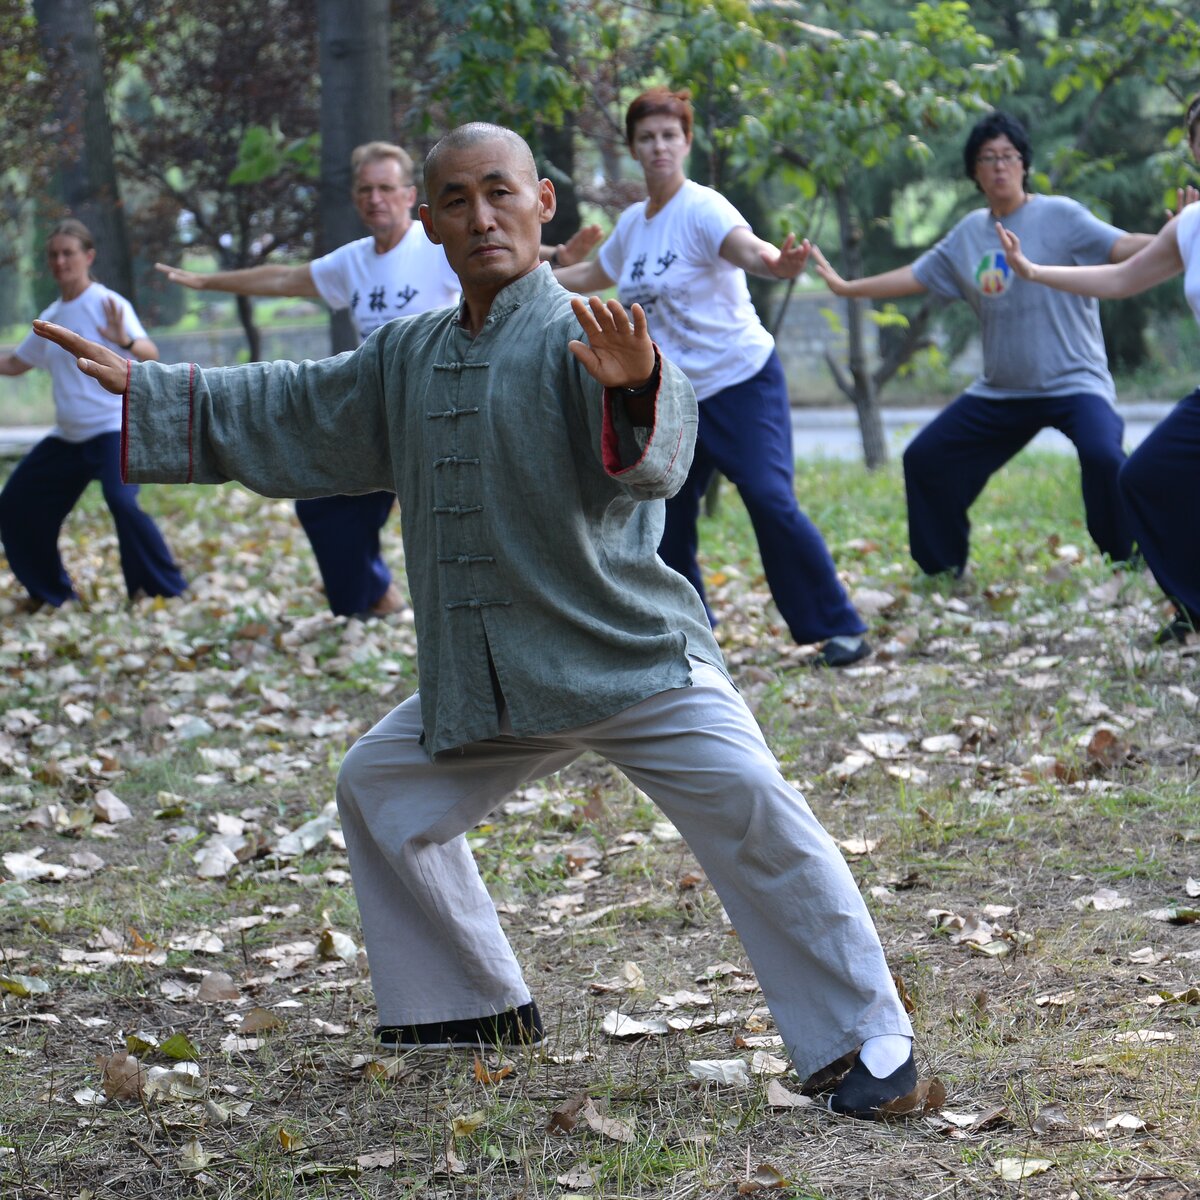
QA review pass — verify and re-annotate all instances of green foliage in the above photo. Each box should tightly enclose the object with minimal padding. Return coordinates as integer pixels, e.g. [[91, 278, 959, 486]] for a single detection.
[[227, 125, 320, 188]]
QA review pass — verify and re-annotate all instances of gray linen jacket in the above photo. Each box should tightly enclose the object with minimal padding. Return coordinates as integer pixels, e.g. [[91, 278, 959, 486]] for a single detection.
[[123, 265, 726, 755]]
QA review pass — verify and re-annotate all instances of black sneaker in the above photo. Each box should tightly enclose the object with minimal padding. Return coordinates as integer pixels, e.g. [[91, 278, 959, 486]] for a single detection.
[[813, 636, 872, 668], [1154, 609, 1197, 645], [828, 1050, 918, 1119], [375, 1001, 544, 1049]]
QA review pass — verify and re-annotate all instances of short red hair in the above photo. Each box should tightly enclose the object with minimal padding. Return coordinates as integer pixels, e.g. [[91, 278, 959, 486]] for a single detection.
[[625, 88, 693, 147]]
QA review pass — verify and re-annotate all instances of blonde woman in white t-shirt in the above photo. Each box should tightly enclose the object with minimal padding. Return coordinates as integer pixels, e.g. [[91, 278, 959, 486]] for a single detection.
[[0, 219, 185, 613], [997, 97, 1200, 646], [556, 88, 870, 667]]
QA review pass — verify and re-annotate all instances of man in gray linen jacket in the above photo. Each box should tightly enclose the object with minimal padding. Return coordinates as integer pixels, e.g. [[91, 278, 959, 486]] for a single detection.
[[34, 122, 919, 1119]]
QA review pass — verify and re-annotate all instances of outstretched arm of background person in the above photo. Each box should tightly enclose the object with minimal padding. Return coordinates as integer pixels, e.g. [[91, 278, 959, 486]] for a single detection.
[[804, 241, 927, 299], [0, 352, 34, 377], [98, 296, 158, 362], [32, 321, 129, 392], [154, 260, 320, 298], [719, 227, 811, 279], [996, 220, 1184, 300], [555, 257, 617, 294], [541, 223, 604, 266]]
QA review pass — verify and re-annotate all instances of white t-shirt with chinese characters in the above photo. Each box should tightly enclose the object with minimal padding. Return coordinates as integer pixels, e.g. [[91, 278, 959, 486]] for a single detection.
[[598, 180, 774, 401], [309, 223, 460, 342], [912, 194, 1124, 402], [1176, 201, 1200, 325], [15, 282, 146, 442]]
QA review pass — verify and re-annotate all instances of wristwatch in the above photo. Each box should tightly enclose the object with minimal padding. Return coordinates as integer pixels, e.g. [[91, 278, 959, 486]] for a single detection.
[[120, 336, 135, 350], [621, 350, 661, 397]]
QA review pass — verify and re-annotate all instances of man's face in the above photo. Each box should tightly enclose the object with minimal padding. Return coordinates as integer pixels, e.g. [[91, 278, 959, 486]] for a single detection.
[[353, 157, 416, 239], [419, 140, 554, 297]]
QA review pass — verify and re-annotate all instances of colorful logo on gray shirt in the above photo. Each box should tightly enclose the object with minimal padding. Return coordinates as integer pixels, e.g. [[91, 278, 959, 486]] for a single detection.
[[975, 251, 1012, 296]]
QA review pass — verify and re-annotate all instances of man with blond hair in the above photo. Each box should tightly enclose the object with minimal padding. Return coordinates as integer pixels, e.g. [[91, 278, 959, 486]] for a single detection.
[[158, 140, 599, 618]]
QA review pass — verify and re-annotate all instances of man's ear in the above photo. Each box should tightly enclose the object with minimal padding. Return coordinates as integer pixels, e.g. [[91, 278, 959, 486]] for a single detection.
[[418, 204, 441, 244], [538, 178, 557, 227]]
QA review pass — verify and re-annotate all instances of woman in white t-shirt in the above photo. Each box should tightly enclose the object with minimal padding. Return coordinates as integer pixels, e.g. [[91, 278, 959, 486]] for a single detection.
[[997, 96, 1200, 645], [0, 219, 185, 611], [555, 88, 869, 667]]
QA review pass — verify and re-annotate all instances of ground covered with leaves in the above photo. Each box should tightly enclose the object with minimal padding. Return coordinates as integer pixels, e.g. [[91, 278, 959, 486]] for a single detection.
[[0, 453, 1197, 1200]]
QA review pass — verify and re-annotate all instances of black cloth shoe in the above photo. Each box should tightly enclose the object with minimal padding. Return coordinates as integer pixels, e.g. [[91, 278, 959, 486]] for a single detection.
[[828, 1050, 917, 1119], [813, 636, 872, 668], [375, 1001, 544, 1049], [1154, 609, 1197, 645]]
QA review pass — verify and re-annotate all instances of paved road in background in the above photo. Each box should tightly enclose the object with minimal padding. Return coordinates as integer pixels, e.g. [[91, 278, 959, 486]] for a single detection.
[[0, 402, 1174, 463]]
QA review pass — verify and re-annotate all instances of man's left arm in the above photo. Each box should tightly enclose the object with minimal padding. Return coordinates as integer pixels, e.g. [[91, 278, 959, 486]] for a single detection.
[[31, 319, 397, 497]]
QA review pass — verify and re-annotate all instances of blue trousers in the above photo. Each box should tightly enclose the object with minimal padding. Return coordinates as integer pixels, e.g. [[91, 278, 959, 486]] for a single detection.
[[0, 432, 186, 605], [1118, 388, 1200, 624], [903, 391, 1132, 575], [294, 492, 395, 617], [658, 351, 865, 644]]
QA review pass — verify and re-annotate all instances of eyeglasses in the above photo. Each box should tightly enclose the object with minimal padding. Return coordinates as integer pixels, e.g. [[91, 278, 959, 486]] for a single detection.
[[977, 153, 1022, 167]]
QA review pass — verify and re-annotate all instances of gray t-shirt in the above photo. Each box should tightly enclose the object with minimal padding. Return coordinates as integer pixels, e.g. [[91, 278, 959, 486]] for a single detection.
[[912, 194, 1124, 401]]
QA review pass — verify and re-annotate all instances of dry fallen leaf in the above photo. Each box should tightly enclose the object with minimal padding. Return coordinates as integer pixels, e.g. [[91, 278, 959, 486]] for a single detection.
[[600, 1011, 669, 1038], [579, 1098, 635, 1143], [99, 1051, 144, 1100], [472, 1054, 513, 1084], [240, 1007, 284, 1034], [450, 1109, 486, 1137], [994, 1156, 1052, 1181], [764, 1079, 812, 1109], [879, 1076, 946, 1117], [197, 971, 240, 1003], [687, 1059, 752, 1089], [737, 1163, 788, 1194]]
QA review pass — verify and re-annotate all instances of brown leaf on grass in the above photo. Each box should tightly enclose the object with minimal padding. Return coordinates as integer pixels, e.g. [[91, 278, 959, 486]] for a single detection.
[[547, 1093, 588, 1134], [240, 1007, 284, 1034], [278, 1127, 305, 1152], [579, 1097, 635, 1143], [361, 1056, 418, 1082], [879, 1076, 946, 1117], [995, 1156, 1052, 1181], [93, 789, 132, 822], [356, 1148, 402, 1170], [197, 971, 240, 1003], [472, 1054, 513, 1084], [437, 1144, 468, 1175], [1086, 727, 1130, 769], [99, 1051, 144, 1100], [764, 1079, 813, 1109], [450, 1109, 486, 1137], [737, 1164, 789, 1193], [556, 1164, 596, 1188]]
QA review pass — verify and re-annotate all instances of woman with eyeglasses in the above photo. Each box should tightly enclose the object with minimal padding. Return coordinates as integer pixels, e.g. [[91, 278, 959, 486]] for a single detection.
[[806, 111, 1159, 580], [997, 97, 1200, 646]]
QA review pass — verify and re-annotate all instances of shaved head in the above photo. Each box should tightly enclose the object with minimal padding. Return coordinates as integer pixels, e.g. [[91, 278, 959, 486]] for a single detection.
[[424, 123, 539, 194]]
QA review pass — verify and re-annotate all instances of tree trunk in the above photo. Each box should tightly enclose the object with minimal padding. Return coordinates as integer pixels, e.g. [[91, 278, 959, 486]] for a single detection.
[[236, 294, 262, 363], [33, 0, 134, 301], [833, 185, 887, 468], [317, 0, 391, 354]]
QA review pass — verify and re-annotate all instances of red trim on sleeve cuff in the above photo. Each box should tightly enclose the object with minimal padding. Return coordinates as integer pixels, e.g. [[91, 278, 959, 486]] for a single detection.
[[601, 345, 662, 476], [186, 363, 196, 483], [119, 359, 132, 483]]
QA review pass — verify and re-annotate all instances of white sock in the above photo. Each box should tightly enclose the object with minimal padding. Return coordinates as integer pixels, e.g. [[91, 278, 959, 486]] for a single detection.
[[859, 1034, 912, 1078], [827, 635, 864, 652]]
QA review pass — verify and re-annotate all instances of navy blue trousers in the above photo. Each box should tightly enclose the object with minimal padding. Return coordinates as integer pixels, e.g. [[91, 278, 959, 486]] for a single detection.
[[294, 492, 395, 617], [903, 391, 1132, 576], [0, 432, 186, 605], [658, 350, 865, 644], [1118, 388, 1200, 624]]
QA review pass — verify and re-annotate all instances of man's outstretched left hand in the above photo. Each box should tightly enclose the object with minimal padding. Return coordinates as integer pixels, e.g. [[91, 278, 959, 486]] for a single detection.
[[33, 320, 128, 394], [568, 296, 655, 391]]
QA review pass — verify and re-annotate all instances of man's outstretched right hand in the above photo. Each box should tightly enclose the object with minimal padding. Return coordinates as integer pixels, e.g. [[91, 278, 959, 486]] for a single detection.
[[33, 320, 129, 394]]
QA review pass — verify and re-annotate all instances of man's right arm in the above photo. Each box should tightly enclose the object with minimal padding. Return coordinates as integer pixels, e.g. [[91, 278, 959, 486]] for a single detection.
[[154, 261, 320, 299]]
